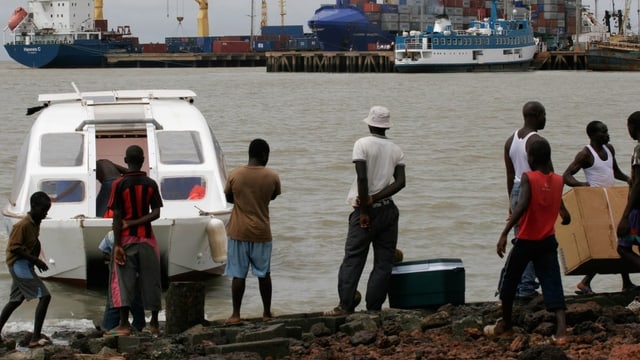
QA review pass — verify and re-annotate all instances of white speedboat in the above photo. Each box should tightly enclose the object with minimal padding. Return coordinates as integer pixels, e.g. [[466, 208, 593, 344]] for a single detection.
[[2, 85, 231, 288]]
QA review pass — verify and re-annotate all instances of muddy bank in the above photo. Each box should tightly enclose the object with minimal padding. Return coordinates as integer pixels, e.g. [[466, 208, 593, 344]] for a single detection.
[[2, 291, 640, 359]]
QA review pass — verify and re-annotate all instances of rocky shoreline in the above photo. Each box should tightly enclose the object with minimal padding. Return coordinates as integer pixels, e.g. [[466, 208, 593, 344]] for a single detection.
[[2, 291, 640, 359]]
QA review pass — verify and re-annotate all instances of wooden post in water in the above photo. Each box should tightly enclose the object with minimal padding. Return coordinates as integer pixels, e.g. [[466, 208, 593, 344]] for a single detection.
[[165, 282, 206, 334]]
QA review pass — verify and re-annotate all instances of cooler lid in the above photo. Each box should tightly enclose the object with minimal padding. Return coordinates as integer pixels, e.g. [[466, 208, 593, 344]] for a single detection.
[[392, 258, 463, 274]]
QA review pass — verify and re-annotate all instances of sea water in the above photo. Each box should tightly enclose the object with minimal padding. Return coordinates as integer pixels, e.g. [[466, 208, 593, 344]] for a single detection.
[[0, 62, 639, 333]]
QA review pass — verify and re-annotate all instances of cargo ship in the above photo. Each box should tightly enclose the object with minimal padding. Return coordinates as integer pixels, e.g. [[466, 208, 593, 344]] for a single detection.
[[308, 0, 579, 52], [3, 0, 318, 68]]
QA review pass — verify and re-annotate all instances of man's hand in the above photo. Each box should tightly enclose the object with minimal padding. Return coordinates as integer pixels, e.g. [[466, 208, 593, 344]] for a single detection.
[[114, 245, 126, 266], [34, 259, 48, 273], [497, 234, 508, 258], [618, 217, 630, 238], [359, 214, 370, 230]]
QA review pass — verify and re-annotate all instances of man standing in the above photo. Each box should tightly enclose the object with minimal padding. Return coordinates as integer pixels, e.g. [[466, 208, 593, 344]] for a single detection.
[[563, 120, 636, 294], [106, 145, 163, 336], [224, 139, 281, 325], [499, 101, 547, 299], [0, 192, 52, 348], [489, 139, 571, 345], [325, 106, 406, 316]]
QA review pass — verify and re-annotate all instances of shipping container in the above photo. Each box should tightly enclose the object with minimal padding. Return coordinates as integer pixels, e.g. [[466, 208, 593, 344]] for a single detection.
[[213, 40, 251, 53], [261, 25, 304, 38]]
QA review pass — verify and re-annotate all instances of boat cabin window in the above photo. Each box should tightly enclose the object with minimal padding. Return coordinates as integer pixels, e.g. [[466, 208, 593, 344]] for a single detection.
[[41, 133, 84, 167], [39, 180, 85, 202], [161, 176, 206, 200], [157, 131, 204, 165]]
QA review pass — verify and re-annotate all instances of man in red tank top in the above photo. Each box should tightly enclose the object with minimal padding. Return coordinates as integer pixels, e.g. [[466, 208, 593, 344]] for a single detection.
[[486, 139, 571, 345]]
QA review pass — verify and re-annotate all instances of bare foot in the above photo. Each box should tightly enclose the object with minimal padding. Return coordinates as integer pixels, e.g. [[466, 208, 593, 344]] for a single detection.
[[224, 316, 241, 325]]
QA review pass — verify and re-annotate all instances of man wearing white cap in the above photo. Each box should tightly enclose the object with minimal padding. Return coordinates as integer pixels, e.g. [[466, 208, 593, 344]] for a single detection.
[[325, 106, 406, 316]]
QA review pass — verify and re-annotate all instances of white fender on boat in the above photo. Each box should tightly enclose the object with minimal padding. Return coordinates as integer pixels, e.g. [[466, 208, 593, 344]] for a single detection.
[[206, 217, 227, 263]]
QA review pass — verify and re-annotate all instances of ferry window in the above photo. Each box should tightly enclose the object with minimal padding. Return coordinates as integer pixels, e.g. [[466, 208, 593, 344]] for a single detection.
[[41, 133, 84, 167], [157, 131, 204, 165], [39, 180, 85, 203], [161, 177, 206, 200]]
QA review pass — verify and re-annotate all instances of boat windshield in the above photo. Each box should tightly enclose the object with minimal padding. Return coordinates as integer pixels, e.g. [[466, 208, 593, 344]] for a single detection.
[[157, 131, 204, 165]]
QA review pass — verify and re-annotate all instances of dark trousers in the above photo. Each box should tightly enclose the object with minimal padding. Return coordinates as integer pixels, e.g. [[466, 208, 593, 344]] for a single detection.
[[337, 200, 399, 311], [500, 236, 565, 311]]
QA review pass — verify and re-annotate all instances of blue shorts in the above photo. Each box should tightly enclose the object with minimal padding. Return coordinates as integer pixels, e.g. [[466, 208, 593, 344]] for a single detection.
[[224, 237, 272, 279]]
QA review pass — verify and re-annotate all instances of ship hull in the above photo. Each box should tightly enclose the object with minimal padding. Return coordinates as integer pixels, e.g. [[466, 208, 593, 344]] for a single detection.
[[395, 59, 533, 73], [4, 40, 136, 68], [587, 47, 640, 71]]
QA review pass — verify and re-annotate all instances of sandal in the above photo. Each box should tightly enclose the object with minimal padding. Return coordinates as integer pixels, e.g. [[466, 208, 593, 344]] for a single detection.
[[483, 318, 513, 337], [323, 306, 352, 317], [550, 335, 570, 346], [223, 317, 242, 326], [103, 327, 131, 337], [28, 337, 51, 348], [575, 284, 595, 296]]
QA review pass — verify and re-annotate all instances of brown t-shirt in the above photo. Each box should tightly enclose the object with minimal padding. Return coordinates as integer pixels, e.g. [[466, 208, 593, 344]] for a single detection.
[[6, 214, 41, 266], [224, 165, 281, 242]]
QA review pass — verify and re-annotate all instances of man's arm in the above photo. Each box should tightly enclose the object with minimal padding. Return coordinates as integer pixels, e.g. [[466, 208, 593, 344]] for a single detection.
[[355, 160, 370, 229], [608, 144, 631, 184], [497, 172, 531, 258], [563, 148, 591, 187], [619, 163, 640, 237], [371, 164, 406, 202], [504, 135, 515, 197]]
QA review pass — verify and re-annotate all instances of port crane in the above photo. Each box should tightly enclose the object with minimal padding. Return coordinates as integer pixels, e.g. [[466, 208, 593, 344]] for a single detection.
[[259, 0, 287, 28]]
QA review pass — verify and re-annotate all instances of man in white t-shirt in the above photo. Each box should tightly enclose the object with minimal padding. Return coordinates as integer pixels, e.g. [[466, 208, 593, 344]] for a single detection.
[[325, 106, 406, 316]]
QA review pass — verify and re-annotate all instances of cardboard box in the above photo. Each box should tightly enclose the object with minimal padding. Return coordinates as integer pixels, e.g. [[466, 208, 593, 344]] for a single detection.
[[555, 186, 633, 275], [388, 258, 465, 309]]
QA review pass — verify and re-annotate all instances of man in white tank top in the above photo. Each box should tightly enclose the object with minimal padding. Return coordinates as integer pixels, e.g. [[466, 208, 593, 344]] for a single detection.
[[498, 101, 548, 299], [563, 120, 635, 295]]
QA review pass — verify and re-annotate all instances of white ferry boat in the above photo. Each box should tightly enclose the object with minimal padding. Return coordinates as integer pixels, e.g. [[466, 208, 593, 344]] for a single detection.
[[2, 85, 230, 288], [394, 0, 536, 73]]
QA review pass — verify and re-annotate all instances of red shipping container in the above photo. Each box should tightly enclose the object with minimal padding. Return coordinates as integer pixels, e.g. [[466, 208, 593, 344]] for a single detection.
[[213, 40, 251, 53], [142, 43, 168, 53], [363, 3, 381, 12]]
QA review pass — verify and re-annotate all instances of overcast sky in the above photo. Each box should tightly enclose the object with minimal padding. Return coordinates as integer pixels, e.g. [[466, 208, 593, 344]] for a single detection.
[[1, 0, 638, 61]]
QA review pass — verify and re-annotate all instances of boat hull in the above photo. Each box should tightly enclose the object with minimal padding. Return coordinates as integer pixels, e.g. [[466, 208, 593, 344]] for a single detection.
[[395, 59, 533, 73], [308, 6, 395, 51], [2, 215, 227, 288], [587, 47, 640, 71], [4, 41, 135, 68]]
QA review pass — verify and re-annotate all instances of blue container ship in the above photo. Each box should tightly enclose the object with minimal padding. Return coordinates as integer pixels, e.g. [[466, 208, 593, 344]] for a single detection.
[[3, 0, 319, 68]]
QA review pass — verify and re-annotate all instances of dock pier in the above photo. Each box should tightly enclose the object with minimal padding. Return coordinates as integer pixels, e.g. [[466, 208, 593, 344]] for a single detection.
[[266, 51, 395, 73], [105, 53, 266, 68], [104, 50, 588, 71], [531, 50, 588, 70]]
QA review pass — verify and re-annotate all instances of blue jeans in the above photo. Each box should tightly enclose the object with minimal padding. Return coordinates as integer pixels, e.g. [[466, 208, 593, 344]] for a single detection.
[[497, 183, 539, 297], [337, 200, 399, 311]]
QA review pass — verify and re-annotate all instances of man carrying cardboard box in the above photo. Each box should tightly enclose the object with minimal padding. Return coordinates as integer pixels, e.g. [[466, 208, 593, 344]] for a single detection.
[[563, 120, 636, 295]]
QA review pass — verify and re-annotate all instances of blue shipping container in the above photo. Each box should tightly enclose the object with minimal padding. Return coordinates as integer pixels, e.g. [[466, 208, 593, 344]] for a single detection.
[[261, 25, 304, 38]]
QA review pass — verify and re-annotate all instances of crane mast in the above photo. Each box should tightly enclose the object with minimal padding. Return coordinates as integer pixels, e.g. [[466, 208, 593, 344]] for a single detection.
[[261, 0, 268, 28], [95, 0, 103, 20], [620, 0, 631, 35], [195, 0, 209, 36], [280, 0, 286, 26]]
